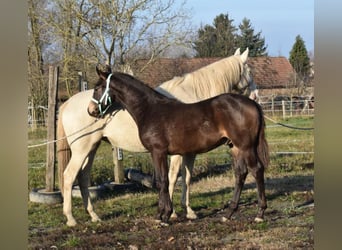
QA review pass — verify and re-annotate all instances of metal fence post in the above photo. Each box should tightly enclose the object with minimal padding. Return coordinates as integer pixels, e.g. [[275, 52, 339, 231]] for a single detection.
[[112, 147, 125, 183]]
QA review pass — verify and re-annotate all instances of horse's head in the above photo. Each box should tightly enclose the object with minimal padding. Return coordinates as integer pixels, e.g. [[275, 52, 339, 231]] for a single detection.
[[233, 48, 259, 101], [88, 65, 116, 118]]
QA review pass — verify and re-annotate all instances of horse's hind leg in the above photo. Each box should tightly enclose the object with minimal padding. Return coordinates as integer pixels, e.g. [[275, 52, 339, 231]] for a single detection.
[[225, 147, 248, 219], [181, 154, 197, 219], [77, 146, 101, 223], [239, 148, 267, 222], [168, 154, 197, 219], [249, 159, 267, 222], [168, 155, 182, 219]]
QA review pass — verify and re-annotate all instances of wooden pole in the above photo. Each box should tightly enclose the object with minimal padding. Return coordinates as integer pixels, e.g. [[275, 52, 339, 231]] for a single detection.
[[31, 99, 37, 129], [282, 100, 286, 119], [112, 147, 125, 184], [290, 96, 293, 117], [45, 66, 58, 192]]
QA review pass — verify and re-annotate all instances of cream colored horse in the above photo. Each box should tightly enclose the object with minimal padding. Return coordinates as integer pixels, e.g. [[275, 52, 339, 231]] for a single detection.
[[58, 48, 258, 226]]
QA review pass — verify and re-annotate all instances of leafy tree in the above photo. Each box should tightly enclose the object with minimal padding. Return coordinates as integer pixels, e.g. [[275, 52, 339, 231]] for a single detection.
[[194, 13, 237, 57], [289, 35, 311, 94], [236, 18, 267, 57]]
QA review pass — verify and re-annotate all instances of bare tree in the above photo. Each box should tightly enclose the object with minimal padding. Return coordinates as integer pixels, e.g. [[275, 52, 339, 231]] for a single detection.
[[28, 0, 49, 127], [85, 0, 193, 72], [45, 0, 99, 96], [28, 0, 193, 102]]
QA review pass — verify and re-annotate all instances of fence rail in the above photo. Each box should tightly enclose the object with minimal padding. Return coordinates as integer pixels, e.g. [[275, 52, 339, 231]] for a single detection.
[[28, 105, 48, 127], [27, 96, 314, 127], [259, 96, 314, 118]]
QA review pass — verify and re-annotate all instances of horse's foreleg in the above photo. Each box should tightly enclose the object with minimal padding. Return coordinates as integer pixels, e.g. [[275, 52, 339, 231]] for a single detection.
[[77, 149, 101, 223], [181, 154, 197, 219], [152, 151, 173, 223], [250, 161, 267, 222], [63, 157, 83, 227], [168, 155, 182, 219], [226, 148, 248, 219]]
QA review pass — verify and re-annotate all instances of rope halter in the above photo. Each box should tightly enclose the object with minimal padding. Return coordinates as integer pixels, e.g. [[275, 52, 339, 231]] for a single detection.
[[91, 73, 113, 117]]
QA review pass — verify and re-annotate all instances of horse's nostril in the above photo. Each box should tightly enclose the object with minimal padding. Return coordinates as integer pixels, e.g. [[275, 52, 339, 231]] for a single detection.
[[87, 107, 97, 117]]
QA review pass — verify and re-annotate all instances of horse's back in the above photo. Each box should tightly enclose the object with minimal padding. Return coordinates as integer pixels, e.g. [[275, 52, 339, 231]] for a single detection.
[[213, 93, 260, 118]]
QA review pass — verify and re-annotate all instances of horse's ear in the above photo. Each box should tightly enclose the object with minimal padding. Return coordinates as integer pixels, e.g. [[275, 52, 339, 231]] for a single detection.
[[241, 48, 249, 63], [234, 48, 241, 56], [96, 65, 112, 80], [104, 64, 112, 74]]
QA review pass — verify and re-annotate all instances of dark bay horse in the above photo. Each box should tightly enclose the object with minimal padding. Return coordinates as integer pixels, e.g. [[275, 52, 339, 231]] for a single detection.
[[59, 49, 257, 227], [88, 67, 269, 224]]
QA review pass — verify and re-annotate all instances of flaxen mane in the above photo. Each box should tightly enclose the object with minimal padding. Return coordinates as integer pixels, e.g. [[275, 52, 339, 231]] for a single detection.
[[156, 56, 244, 101]]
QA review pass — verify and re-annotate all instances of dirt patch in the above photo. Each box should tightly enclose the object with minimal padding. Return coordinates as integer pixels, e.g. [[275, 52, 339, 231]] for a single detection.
[[29, 206, 314, 249], [28, 168, 314, 249]]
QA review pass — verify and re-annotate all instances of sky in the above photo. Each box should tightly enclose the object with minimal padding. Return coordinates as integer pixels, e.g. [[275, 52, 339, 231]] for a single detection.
[[185, 0, 314, 58]]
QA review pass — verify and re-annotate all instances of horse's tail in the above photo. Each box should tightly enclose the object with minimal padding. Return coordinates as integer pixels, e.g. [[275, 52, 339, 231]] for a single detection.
[[57, 103, 71, 196], [256, 104, 270, 169]]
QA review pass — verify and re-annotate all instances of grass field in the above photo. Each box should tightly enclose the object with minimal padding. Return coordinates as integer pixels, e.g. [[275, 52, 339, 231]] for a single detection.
[[28, 116, 314, 249]]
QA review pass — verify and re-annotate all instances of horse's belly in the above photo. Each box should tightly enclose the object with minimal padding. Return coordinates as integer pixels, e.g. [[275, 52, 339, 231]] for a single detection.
[[168, 132, 226, 155]]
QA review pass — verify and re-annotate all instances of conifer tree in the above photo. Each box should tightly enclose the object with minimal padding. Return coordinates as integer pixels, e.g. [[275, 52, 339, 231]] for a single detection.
[[194, 13, 237, 57], [236, 18, 267, 57], [289, 35, 311, 80], [194, 25, 216, 57], [194, 14, 268, 57]]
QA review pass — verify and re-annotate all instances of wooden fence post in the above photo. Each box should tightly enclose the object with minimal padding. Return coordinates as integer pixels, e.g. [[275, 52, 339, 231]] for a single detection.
[[112, 147, 125, 184], [282, 100, 286, 119], [271, 97, 274, 117], [45, 66, 58, 192], [290, 96, 293, 117], [304, 99, 309, 114], [32, 100, 37, 129]]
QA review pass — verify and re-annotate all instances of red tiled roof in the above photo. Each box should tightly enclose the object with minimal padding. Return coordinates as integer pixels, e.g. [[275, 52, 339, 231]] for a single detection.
[[131, 56, 296, 89], [248, 57, 296, 89]]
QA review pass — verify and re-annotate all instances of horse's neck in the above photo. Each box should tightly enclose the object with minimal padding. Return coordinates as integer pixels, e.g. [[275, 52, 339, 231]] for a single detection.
[[157, 58, 241, 103], [113, 79, 166, 123]]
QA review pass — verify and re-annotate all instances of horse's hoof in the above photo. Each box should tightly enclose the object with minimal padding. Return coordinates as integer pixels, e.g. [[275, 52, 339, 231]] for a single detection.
[[153, 219, 169, 227], [67, 220, 77, 227], [221, 216, 228, 222], [91, 217, 102, 223], [254, 217, 264, 223], [154, 219, 161, 224], [170, 212, 178, 219], [160, 222, 169, 227], [186, 212, 198, 220]]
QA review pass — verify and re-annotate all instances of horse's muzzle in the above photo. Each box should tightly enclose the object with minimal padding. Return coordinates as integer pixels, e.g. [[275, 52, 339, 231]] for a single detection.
[[249, 90, 259, 101], [87, 103, 100, 118]]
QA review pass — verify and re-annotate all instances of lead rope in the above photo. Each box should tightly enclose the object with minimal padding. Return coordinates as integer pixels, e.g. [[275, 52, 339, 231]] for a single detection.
[[28, 118, 100, 148], [264, 115, 314, 130], [28, 107, 122, 149]]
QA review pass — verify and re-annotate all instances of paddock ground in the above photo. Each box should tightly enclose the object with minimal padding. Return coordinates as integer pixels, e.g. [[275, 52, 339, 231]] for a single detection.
[[28, 116, 314, 249], [28, 165, 314, 249]]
